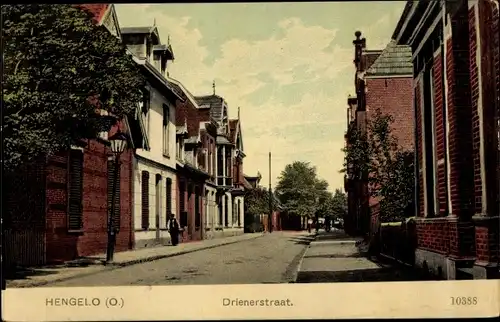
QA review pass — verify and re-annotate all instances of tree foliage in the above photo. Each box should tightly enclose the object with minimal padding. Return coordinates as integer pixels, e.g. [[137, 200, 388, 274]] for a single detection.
[[2, 4, 145, 172], [331, 188, 348, 219], [342, 108, 415, 222], [244, 186, 278, 216], [275, 161, 333, 218]]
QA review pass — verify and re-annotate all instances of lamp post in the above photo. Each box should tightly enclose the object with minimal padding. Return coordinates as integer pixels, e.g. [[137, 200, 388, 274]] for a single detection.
[[106, 130, 128, 263]]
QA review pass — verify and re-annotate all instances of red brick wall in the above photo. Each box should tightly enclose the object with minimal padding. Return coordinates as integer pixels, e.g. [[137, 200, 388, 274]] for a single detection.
[[469, 6, 484, 214], [365, 77, 414, 151], [45, 123, 133, 263]]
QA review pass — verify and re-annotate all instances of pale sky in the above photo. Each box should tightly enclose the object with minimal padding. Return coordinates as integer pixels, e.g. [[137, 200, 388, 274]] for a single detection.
[[116, 2, 406, 192]]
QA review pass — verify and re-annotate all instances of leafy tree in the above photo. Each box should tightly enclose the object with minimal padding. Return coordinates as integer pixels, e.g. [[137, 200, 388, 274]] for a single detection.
[[244, 186, 278, 216], [2, 4, 145, 173], [342, 108, 415, 222], [330, 188, 347, 219], [275, 161, 328, 218]]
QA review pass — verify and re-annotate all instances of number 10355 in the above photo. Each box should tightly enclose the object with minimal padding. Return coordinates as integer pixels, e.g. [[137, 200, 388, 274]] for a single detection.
[[451, 297, 478, 305]]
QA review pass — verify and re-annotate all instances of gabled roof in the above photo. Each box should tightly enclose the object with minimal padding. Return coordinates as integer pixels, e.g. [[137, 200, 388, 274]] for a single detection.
[[364, 40, 412, 77], [121, 26, 161, 45], [229, 119, 238, 143], [121, 26, 156, 35], [78, 4, 109, 23], [194, 95, 226, 121], [361, 50, 383, 71]]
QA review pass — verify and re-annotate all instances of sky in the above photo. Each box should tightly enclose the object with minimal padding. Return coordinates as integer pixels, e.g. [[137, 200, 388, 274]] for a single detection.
[[116, 2, 406, 193]]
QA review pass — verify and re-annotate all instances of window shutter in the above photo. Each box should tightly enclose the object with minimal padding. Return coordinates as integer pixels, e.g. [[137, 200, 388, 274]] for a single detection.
[[141, 171, 150, 229], [142, 90, 150, 115], [166, 178, 172, 222], [107, 160, 121, 231], [163, 105, 169, 126], [68, 149, 84, 230]]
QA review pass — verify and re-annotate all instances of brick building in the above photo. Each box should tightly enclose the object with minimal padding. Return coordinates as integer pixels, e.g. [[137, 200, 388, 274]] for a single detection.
[[3, 4, 136, 266], [393, 0, 499, 279], [363, 40, 415, 235], [344, 32, 414, 237]]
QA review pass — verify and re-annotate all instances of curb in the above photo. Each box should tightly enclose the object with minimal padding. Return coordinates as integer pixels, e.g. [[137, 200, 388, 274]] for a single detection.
[[7, 234, 265, 288], [290, 233, 318, 283]]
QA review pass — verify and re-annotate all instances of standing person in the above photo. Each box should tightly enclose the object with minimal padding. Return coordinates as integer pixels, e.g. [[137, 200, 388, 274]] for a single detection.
[[168, 215, 180, 246], [307, 217, 313, 233]]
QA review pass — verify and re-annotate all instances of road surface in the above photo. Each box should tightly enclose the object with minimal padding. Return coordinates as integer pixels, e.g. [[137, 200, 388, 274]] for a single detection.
[[47, 231, 313, 286]]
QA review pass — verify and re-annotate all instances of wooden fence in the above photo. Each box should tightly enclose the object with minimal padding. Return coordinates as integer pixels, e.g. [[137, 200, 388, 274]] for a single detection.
[[3, 228, 45, 269], [378, 219, 417, 266]]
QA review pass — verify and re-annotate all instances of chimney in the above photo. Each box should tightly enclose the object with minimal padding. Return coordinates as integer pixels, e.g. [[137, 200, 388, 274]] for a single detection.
[[353, 31, 366, 70]]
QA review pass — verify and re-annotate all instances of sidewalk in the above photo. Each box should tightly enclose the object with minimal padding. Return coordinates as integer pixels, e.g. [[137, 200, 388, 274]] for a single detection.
[[6, 232, 264, 288], [295, 229, 422, 283]]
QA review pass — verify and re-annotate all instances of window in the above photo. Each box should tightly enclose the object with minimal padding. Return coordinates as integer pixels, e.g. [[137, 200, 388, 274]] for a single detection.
[[232, 200, 237, 225], [224, 196, 229, 227], [195, 186, 200, 229], [237, 200, 241, 226], [107, 159, 121, 231], [68, 149, 84, 231], [99, 110, 109, 140], [140, 90, 151, 149], [166, 178, 172, 223], [179, 181, 187, 227], [141, 171, 150, 230], [422, 65, 437, 217], [162, 104, 170, 156]]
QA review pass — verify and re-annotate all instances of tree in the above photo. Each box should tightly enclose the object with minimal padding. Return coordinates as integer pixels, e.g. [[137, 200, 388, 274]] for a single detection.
[[330, 188, 347, 219], [275, 161, 328, 218], [2, 4, 145, 173], [244, 186, 278, 216], [342, 108, 415, 222]]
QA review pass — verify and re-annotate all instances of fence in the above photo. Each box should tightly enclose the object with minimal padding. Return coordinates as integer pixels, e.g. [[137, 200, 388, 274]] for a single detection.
[[3, 228, 45, 270], [378, 218, 417, 266]]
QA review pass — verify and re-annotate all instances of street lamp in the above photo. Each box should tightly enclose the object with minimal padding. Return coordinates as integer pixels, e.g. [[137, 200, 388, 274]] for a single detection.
[[106, 129, 128, 263]]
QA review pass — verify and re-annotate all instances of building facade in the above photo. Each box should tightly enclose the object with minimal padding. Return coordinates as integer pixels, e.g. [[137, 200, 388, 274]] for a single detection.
[[121, 26, 184, 248], [394, 0, 499, 279], [363, 39, 415, 236]]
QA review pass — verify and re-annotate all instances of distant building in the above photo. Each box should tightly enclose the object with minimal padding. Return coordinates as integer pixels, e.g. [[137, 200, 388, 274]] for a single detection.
[[394, 0, 499, 279], [194, 93, 247, 237]]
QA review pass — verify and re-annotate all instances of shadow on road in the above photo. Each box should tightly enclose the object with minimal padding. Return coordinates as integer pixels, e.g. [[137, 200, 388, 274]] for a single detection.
[[4, 257, 103, 281], [288, 236, 316, 245]]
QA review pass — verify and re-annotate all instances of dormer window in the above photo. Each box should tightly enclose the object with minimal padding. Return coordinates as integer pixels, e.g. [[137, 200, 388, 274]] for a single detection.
[[176, 137, 184, 161]]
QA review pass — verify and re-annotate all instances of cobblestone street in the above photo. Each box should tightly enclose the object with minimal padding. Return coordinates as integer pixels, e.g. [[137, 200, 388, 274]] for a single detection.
[[45, 231, 314, 287]]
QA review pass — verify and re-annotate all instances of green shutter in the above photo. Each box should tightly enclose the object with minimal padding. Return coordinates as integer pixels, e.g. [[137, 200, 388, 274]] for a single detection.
[[141, 171, 150, 229], [166, 178, 172, 222], [68, 149, 84, 230]]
